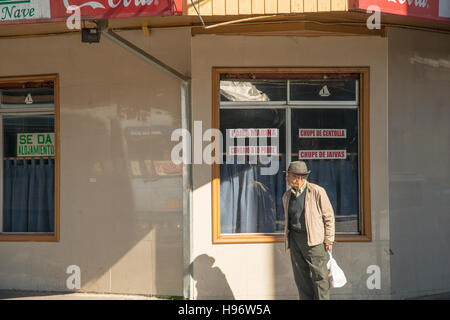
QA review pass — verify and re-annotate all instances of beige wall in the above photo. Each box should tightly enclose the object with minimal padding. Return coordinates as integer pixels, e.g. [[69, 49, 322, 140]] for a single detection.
[[388, 27, 450, 299], [0, 26, 394, 299], [191, 34, 390, 299], [0, 28, 190, 296]]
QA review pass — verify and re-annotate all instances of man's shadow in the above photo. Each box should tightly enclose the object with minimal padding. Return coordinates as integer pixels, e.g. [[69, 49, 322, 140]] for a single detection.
[[190, 254, 235, 300]]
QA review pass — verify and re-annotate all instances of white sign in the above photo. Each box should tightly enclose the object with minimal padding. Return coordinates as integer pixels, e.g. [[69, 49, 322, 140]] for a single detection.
[[299, 150, 347, 160], [440, 0, 450, 18], [229, 146, 278, 155], [387, 0, 427, 8], [229, 128, 278, 138], [17, 132, 55, 157], [0, 0, 51, 22], [299, 129, 347, 138]]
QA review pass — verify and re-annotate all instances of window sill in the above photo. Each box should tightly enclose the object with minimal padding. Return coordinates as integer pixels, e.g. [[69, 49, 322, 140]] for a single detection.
[[212, 233, 372, 244], [0, 233, 59, 242], [213, 233, 285, 244], [335, 234, 372, 242]]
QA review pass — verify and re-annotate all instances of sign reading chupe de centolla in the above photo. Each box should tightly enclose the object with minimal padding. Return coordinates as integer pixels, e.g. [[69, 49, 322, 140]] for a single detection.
[[0, 0, 51, 22], [17, 133, 55, 157]]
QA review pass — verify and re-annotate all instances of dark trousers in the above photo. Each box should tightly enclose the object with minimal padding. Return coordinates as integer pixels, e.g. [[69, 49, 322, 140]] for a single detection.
[[289, 230, 330, 300]]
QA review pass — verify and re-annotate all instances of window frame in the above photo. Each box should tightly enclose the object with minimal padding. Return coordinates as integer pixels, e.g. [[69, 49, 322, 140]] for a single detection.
[[212, 67, 371, 244], [0, 74, 60, 242]]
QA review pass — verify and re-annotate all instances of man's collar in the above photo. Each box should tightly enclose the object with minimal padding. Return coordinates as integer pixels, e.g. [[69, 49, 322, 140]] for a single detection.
[[291, 181, 307, 197]]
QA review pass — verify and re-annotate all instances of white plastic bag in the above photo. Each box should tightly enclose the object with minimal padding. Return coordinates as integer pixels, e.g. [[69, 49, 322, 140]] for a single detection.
[[327, 250, 347, 288]]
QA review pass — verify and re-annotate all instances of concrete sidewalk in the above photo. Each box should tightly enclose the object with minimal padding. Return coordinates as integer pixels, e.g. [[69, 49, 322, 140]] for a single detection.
[[407, 292, 450, 300], [0, 290, 160, 300], [1, 289, 449, 300]]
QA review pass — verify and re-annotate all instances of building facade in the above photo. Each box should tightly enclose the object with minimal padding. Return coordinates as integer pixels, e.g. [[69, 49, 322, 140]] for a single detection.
[[0, 0, 449, 299]]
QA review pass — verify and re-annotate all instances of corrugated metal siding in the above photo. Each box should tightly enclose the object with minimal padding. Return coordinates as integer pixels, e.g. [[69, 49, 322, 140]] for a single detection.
[[187, 0, 348, 16]]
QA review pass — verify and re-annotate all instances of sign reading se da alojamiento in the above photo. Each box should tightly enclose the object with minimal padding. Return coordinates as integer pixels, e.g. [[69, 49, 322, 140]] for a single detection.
[[17, 133, 55, 157]]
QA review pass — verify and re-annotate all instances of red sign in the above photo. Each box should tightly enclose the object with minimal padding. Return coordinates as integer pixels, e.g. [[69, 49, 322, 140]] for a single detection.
[[51, 0, 177, 21], [349, 0, 450, 22], [0, 0, 181, 25]]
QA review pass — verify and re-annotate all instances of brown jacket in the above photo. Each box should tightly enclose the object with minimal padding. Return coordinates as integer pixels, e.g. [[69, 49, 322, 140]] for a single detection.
[[282, 182, 335, 249]]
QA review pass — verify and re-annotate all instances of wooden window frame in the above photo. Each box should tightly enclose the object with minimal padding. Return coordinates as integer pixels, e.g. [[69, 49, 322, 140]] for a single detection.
[[212, 67, 371, 244], [0, 74, 60, 242]]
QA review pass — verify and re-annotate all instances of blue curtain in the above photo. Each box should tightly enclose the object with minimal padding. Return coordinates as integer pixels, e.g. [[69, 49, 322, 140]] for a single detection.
[[220, 156, 286, 234], [219, 155, 358, 234], [3, 158, 54, 232], [305, 155, 358, 216]]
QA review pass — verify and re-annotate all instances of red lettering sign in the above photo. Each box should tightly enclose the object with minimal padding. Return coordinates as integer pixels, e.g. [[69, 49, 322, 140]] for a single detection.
[[349, 0, 450, 22], [299, 128, 347, 138], [229, 128, 279, 138], [299, 150, 347, 160], [50, 0, 178, 21], [229, 146, 278, 155], [0, 0, 181, 25]]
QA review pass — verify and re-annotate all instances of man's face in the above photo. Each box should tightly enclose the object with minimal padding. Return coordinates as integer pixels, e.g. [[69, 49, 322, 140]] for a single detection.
[[286, 172, 304, 189]]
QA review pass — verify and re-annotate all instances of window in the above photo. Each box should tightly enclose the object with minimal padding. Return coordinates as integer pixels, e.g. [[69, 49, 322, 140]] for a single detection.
[[212, 68, 371, 244], [0, 75, 59, 242]]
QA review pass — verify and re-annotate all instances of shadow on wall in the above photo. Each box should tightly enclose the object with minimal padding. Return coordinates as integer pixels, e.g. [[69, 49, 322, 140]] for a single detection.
[[58, 96, 183, 295], [190, 254, 235, 300], [0, 29, 188, 296]]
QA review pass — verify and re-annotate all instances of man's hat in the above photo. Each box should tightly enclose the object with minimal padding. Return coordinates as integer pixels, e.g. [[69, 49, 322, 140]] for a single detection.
[[284, 161, 311, 175]]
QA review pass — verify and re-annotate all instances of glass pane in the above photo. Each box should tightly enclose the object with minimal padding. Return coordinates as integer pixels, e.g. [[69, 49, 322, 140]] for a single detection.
[[220, 80, 286, 103], [290, 80, 357, 102], [220, 109, 286, 234], [2, 115, 55, 233], [123, 125, 183, 213], [0, 83, 54, 109], [291, 109, 359, 233]]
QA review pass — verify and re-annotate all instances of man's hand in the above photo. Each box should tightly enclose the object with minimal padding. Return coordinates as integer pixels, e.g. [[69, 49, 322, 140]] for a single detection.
[[325, 243, 333, 251]]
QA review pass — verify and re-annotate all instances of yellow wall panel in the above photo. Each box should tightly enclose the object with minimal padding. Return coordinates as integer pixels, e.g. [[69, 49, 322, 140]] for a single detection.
[[199, 0, 213, 15], [187, 0, 199, 15], [252, 0, 265, 14], [318, 0, 331, 12], [265, 0, 277, 14], [290, 0, 304, 13], [331, 0, 347, 11], [185, 0, 349, 15], [213, 0, 226, 15], [239, 0, 252, 14], [278, 0, 291, 13], [304, 0, 318, 12], [226, 0, 239, 15]]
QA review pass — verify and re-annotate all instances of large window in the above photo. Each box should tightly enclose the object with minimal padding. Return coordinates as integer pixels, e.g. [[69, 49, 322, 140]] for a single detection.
[[0, 75, 59, 242], [212, 68, 371, 244]]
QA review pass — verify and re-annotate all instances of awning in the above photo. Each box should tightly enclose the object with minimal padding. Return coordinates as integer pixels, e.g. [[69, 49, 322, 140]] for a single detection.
[[0, 0, 182, 25]]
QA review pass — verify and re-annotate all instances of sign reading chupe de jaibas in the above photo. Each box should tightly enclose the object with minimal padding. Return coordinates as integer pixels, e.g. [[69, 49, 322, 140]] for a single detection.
[[17, 133, 55, 157], [0, 0, 50, 22]]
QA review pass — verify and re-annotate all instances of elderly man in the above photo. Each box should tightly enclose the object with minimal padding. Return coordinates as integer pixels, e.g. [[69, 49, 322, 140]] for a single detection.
[[283, 161, 335, 300]]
